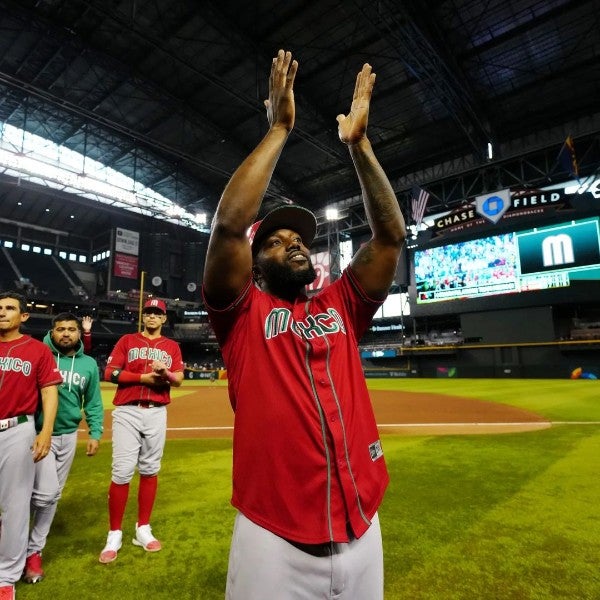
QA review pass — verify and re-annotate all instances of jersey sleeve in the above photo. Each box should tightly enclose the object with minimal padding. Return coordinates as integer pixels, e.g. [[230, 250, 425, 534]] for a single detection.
[[325, 268, 384, 340], [203, 278, 253, 345], [82, 331, 92, 353], [105, 336, 128, 370], [37, 343, 63, 388]]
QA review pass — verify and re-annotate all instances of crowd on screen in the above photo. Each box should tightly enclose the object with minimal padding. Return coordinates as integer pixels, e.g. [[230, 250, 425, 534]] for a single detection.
[[415, 233, 519, 293]]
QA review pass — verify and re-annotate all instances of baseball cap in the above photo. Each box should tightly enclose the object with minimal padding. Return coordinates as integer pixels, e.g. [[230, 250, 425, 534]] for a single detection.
[[248, 205, 317, 252], [142, 298, 167, 313]]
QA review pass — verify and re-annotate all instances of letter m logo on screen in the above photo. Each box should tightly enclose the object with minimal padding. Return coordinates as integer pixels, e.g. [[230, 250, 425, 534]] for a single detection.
[[542, 234, 574, 267], [517, 219, 600, 275]]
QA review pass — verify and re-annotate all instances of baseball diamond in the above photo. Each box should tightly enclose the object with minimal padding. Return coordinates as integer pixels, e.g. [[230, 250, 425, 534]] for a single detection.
[[1, 3, 599, 598], [99, 384, 550, 440], [9, 378, 600, 600]]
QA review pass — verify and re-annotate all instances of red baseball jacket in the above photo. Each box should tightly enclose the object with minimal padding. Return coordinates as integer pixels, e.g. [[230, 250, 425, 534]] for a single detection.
[[205, 268, 389, 544]]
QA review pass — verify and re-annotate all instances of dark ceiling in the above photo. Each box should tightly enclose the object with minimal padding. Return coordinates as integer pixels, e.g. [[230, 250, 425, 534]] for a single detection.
[[0, 0, 599, 243]]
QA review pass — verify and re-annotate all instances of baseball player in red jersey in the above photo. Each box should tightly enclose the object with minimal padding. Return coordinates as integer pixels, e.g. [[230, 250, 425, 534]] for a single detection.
[[0, 292, 61, 600], [98, 298, 184, 564], [202, 50, 406, 599]]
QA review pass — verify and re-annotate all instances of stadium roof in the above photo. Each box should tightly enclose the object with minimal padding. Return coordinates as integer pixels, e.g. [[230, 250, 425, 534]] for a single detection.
[[0, 0, 599, 241]]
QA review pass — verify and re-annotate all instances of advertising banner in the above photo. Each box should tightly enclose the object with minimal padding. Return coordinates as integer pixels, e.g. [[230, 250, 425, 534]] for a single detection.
[[113, 252, 138, 279], [115, 228, 140, 256]]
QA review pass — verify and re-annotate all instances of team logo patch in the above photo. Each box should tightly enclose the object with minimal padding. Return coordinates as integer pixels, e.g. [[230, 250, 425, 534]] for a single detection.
[[369, 440, 384, 461]]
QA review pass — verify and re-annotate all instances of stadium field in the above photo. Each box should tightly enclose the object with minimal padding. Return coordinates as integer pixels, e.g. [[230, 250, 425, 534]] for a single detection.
[[16, 378, 600, 599]]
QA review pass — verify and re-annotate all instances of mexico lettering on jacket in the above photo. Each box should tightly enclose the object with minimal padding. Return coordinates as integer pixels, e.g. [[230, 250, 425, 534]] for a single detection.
[[0, 356, 32, 375], [264, 307, 346, 340], [127, 347, 173, 367], [60, 370, 87, 388]]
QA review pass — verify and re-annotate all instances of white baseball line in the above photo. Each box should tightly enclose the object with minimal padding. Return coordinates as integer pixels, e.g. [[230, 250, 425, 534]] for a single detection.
[[83, 421, 600, 433], [162, 421, 600, 431]]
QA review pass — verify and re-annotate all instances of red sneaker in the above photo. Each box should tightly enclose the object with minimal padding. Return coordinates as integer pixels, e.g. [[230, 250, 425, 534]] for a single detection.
[[0, 585, 15, 599], [23, 551, 44, 584]]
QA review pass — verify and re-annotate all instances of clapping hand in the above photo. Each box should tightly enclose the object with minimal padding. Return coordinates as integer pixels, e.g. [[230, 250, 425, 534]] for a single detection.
[[264, 49, 298, 132], [336, 63, 375, 145]]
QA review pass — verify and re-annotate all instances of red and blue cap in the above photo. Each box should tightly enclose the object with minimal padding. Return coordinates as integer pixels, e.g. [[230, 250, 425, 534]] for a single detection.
[[247, 205, 317, 253]]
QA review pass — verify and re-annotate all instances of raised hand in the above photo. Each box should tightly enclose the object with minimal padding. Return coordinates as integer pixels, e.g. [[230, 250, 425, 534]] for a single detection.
[[336, 63, 376, 145], [82, 315, 93, 333], [264, 49, 298, 131]]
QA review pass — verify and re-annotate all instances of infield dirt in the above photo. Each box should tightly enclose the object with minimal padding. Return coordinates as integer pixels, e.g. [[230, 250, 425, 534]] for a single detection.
[[103, 386, 550, 438]]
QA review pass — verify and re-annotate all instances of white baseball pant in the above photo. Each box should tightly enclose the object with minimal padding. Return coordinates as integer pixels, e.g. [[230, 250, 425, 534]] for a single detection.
[[111, 405, 167, 483], [0, 417, 36, 586], [28, 431, 78, 554], [226, 511, 383, 599]]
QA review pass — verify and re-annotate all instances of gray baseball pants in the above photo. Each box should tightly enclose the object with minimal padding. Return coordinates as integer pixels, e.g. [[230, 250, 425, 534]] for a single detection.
[[111, 405, 167, 482], [226, 511, 384, 599], [0, 417, 36, 586], [28, 431, 78, 555]]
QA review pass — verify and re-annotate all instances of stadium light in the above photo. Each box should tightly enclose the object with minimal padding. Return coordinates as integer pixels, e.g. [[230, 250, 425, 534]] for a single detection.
[[325, 207, 339, 221]]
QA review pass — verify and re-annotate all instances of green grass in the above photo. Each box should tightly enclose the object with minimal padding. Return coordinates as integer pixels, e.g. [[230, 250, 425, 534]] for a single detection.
[[368, 378, 600, 422], [16, 379, 600, 599], [380, 427, 600, 599], [19, 439, 235, 600]]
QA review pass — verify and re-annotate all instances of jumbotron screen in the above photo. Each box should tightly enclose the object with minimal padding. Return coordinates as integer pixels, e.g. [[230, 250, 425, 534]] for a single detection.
[[414, 217, 600, 304]]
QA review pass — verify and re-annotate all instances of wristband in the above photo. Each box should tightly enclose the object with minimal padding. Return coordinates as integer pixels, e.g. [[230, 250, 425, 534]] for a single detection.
[[165, 370, 178, 384], [110, 369, 142, 384]]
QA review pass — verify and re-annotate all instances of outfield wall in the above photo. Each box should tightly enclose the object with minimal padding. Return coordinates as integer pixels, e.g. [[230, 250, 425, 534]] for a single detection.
[[184, 368, 226, 380], [363, 340, 600, 379]]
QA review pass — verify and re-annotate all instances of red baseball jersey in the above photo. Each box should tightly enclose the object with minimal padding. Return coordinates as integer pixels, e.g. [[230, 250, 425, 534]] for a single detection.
[[0, 335, 62, 419], [105, 333, 184, 406], [205, 268, 389, 545]]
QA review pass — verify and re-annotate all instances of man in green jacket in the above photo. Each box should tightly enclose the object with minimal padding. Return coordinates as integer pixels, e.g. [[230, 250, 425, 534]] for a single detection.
[[23, 313, 104, 584]]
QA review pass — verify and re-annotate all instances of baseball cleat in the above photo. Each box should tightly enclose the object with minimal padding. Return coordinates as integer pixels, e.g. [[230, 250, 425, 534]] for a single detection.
[[23, 552, 44, 583], [99, 529, 123, 563], [132, 523, 162, 552]]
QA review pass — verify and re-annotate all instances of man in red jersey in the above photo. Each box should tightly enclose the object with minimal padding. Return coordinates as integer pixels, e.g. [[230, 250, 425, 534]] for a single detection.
[[98, 298, 183, 564], [0, 291, 61, 600], [203, 50, 406, 599]]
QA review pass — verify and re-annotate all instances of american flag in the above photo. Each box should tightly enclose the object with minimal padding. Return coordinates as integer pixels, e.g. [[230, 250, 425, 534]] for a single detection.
[[411, 185, 429, 227], [557, 135, 579, 180]]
